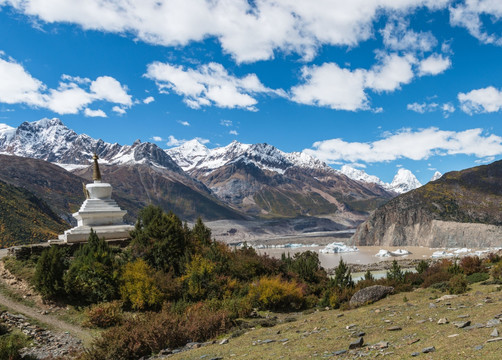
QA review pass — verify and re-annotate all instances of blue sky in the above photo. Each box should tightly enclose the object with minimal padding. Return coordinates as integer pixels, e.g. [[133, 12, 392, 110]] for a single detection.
[[1, 1, 502, 183]]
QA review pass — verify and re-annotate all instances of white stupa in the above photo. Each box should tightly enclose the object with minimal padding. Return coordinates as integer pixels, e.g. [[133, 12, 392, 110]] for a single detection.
[[57, 154, 134, 243]]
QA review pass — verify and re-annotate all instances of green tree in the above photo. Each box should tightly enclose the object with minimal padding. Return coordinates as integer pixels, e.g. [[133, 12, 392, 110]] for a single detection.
[[288, 251, 324, 284], [33, 246, 69, 299], [415, 260, 429, 274], [130, 205, 188, 275], [332, 258, 354, 290], [387, 260, 404, 282], [363, 269, 374, 281], [64, 229, 119, 304], [192, 217, 212, 248]]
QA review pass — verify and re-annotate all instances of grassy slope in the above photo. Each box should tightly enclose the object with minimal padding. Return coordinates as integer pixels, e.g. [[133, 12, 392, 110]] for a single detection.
[[170, 283, 502, 359], [0, 179, 67, 247]]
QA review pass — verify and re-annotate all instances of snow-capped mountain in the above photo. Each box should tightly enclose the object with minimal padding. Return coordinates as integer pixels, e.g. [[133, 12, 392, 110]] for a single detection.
[[389, 168, 422, 194], [430, 171, 442, 182], [167, 140, 331, 175], [0, 118, 183, 173], [340, 165, 386, 187], [340, 165, 422, 194]]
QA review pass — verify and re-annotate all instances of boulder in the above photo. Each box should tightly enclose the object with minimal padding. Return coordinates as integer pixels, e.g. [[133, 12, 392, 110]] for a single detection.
[[350, 285, 394, 308]]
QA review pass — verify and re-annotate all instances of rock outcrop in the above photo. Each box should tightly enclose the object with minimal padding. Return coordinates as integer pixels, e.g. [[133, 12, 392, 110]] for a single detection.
[[350, 285, 394, 308], [353, 160, 502, 247]]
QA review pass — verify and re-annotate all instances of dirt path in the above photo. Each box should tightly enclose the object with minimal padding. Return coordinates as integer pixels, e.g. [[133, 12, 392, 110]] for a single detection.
[[0, 291, 92, 343]]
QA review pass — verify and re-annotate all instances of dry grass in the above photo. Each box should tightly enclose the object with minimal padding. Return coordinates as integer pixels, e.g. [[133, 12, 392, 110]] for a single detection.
[[169, 283, 502, 359]]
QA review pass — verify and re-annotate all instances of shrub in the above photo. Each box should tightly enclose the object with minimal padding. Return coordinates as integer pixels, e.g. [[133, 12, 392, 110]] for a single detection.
[[120, 259, 162, 310], [448, 274, 468, 294], [183, 255, 217, 301], [85, 303, 231, 360], [286, 251, 325, 284], [460, 256, 484, 275], [84, 301, 123, 328], [466, 272, 490, 284], [363, 270, 374, 281], [33, 246, 69, 299], [491, 263, 502, 281], [0, 331, 28, 360], [247, 276, 304, 311]]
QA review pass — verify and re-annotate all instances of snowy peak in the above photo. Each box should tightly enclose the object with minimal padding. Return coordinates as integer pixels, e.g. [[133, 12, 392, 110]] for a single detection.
[[340, 165, 385, 186], [340, 165, 421, 194], [166, 139, 210, 171], [168, 140, 331, 175], [430, 171, 442, 182], [389, 168, 422, 194], [0, 118, 182, 171]]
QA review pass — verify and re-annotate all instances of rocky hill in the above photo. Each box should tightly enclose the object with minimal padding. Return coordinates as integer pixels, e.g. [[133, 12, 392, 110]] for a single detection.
[[353, 159, 502, 247]]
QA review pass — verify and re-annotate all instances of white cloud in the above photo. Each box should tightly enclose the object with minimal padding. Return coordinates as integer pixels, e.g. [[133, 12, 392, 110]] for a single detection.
[[442, 102, 455, 117], [145, 61, 282, 110], [365, 53, 415, 92], [229, 130, 238, 135], [291, 63, 368, 111], [381, 17, 437, 52], [0, 52, 134, 115], [167, 135, 209, 147], [458, 86, 502, 114], [291, 53, 416, 110], [407, 102, 438, 113], [143, 96, 155, 104], [450, 1, 502, 46], [112, 106, 127, 115], [84, 108, 107, 117], [177, 120, 190, 126], [304, 127, 502, 163], [418, 54, 451, 76], [1, 0, 451, 63], [151, 136, 163, 142], [220, 119, 232, 127]]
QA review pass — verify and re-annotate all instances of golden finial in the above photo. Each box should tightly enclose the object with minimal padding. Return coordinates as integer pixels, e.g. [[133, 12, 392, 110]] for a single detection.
[[92, 153, 102, 182]]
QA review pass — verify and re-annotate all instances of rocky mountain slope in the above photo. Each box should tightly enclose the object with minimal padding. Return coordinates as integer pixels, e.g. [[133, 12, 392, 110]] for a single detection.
[[353, 160, 502, 247], [169, 141, 394, 218]]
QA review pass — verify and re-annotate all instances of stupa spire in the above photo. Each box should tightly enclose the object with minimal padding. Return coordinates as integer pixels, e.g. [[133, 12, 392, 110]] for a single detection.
[[92, 153, 102, 182]]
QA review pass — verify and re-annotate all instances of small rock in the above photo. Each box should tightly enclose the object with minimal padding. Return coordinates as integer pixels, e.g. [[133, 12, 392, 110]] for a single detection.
[[486, 337, 502, 343], [411, 352, 420, 357], [407, 338, 420, 345], [422, 346, 436, 353], [448, 334, 459, 338], [491, 328, 499, 337], [262, 339, 275, 344], [457, 315, 469, 318], [348, 337, 364, 349], [373, 341, 389, 349], [454, 321, 471, 329], [429, 303, 437, 308], [416, 320, 426, 324], [474, 345, 483, 350], [487, 319, 501, 327], [437, 318, 449, 325], [346, 324, 357, 330], [334, 350, 347, 355], [350, 285, 394, 308], [356, 331, 366, 337], [219, 338, 229, 345], [387, 326, 402, 331]]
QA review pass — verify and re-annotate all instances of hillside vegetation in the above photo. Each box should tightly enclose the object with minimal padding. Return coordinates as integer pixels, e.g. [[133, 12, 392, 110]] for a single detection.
[[0, 179, 67, 247]]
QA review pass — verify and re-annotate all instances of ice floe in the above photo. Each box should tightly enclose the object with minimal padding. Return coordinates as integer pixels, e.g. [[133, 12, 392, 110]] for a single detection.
[[375, 249, 411, 257], [320, 242, 359, 254]]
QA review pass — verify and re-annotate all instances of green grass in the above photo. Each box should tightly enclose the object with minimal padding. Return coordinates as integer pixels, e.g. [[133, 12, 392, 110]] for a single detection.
[[168, 283, 502, 359], [0, 282, 36, 308]]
